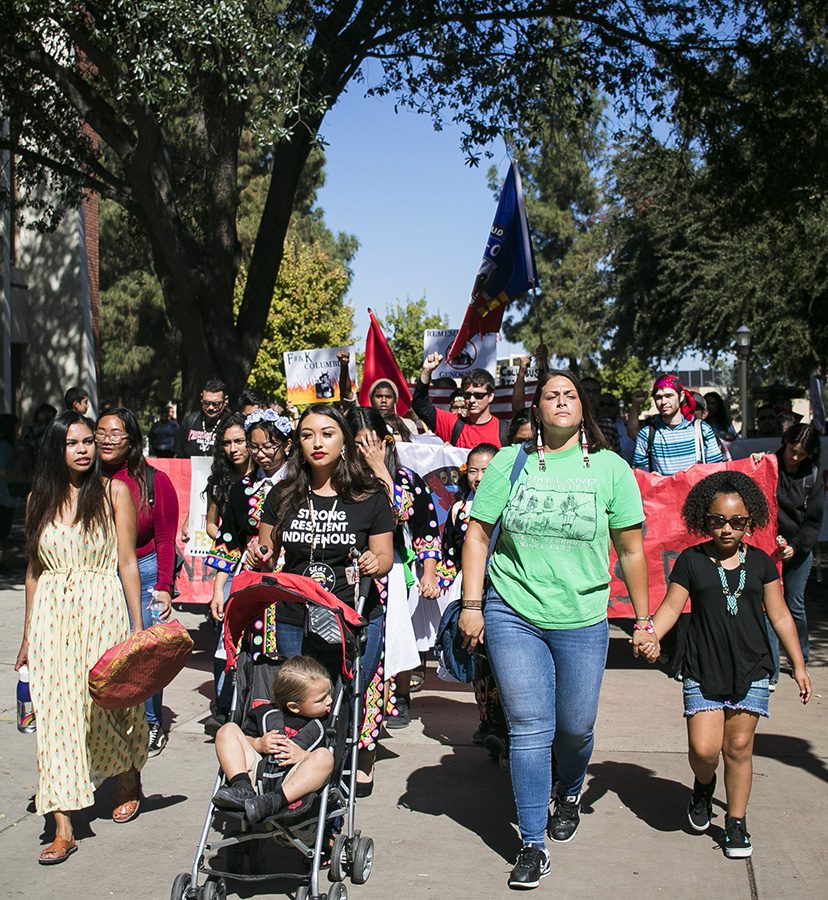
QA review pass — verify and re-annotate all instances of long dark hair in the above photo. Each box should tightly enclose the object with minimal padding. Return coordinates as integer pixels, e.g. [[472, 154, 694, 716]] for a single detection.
[[703, 390, 733, 434], [25, 412, 111, 575], [531, 370, 609, 454], [206, 412, 249, 510], [344, 406, 401, 477], [778, 423, 821, 470], [97, 407, 149, 509], [268, 404, 384, 532]]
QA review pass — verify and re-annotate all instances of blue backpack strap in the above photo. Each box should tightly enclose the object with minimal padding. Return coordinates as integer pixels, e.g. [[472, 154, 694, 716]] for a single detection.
[[486, 441, 530, 567]]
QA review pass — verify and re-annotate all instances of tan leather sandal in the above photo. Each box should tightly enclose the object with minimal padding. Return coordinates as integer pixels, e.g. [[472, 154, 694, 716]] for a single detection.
[[38, 836, 78, 865], [113, 770, 142, 824]]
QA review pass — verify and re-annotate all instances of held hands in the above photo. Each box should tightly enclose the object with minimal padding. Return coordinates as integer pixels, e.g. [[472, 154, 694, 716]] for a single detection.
[[459, 608, 485, 651], [418, 570, 441, 600], [630, 628, 661, 662], [422, 352, 443, 374]]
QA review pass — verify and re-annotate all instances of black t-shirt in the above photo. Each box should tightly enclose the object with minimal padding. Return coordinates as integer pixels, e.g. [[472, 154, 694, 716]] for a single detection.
[[669, 543, 779, 697], [175, 409, 232, 458], [242, 702, 326, 750], [260, 488, 394, 616]]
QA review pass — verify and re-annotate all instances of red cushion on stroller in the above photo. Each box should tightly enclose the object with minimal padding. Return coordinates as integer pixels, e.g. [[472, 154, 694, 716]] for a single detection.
[[223, 571, 367, 670], [89, 619, 193, 709]]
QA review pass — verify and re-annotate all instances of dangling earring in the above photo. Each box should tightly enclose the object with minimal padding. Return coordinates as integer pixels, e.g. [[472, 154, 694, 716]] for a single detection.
[[340, 447, 346, 460], [580, 422, 590, 469], [536, 419, 546, 471]]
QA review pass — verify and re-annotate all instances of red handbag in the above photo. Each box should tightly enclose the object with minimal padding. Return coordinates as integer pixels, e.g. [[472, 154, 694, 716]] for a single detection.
[[89, 620, 193, 710]]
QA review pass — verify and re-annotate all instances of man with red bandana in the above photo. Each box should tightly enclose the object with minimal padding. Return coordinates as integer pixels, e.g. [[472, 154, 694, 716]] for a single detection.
[[633, 373, 722, 474]]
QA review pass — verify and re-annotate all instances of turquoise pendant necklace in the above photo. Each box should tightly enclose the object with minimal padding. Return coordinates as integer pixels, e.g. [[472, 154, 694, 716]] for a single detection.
[[715, 544, 746, 616]]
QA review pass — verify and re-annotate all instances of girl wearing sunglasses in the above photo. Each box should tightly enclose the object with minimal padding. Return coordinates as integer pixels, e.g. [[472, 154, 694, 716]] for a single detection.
[[640, 470, 810, 860]]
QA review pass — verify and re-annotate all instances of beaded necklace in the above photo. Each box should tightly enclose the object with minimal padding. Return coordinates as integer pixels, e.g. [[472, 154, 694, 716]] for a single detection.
[[714, 543, 746, 616], [307, 488, 338, 566]]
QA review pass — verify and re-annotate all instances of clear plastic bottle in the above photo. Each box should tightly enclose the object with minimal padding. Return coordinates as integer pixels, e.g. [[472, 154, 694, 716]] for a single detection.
[[149, 589, 165, 625], [17, 666, 36, 734]]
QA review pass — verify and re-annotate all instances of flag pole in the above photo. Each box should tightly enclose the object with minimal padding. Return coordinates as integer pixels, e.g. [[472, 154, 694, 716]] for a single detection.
[[512, 156, 544, 349]]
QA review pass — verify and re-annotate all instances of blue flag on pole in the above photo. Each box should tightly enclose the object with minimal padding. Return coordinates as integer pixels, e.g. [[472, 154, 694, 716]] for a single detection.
[[447, 161, 538, 360]]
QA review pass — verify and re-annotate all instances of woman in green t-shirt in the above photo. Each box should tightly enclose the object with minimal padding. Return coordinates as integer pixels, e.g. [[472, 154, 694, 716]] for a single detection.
[[459, 370, 652, 890]]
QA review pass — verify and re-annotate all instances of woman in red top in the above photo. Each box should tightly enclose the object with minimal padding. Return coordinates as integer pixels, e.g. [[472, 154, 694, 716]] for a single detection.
[[96, 408, 180, 757]]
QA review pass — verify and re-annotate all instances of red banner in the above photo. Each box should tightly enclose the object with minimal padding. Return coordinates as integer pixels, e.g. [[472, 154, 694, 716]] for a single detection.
[[608, 455, 780, 616], [151, 458, 214, 608]]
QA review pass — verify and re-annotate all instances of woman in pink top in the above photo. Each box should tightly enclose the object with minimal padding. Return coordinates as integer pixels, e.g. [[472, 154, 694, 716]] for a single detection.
[[96, 407, 179, 758]]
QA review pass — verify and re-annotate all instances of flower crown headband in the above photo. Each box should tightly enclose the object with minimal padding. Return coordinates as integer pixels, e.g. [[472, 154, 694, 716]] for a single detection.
[[244, 408, 293, 438]]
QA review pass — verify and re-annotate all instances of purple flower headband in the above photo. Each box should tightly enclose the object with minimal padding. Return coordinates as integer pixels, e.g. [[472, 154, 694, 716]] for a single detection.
[[244, 408, 293, 437]]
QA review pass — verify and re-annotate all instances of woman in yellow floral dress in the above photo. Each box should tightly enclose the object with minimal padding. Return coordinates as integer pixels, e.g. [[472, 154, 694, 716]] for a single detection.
[[15, 412, 147, 865]]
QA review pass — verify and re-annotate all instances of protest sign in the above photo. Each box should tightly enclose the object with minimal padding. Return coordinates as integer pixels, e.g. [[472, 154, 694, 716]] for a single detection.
[[283, 346, 357, 405], [423, 329, 497, 380]]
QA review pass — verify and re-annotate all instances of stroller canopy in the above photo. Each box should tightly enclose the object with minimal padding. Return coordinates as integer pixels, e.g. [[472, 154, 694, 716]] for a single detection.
[[223, 571, 368, 670]]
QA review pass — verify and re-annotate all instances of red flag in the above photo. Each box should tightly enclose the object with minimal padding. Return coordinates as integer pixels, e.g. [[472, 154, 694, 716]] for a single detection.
[[358, 310, 413, 415]]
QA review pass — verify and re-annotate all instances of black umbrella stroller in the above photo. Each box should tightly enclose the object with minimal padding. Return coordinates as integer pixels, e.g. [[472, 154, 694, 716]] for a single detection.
[[171, 571, 377, 900]]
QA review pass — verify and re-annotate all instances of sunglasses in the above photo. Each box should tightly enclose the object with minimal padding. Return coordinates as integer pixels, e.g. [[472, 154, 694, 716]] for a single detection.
[[705, 514, 750, 531], [462, 390, 490, 400]]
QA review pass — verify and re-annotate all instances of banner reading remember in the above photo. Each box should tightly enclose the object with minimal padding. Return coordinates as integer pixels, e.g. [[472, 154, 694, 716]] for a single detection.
[[423, 329, 498, 380]]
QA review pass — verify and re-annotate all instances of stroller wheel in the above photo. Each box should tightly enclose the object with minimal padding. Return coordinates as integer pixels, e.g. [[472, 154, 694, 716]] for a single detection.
[[329, 883, 349, 900], [170, 873, 192, 900], [328, 834, 350, 883], [200, 877, 226, 900], [350, 836, 374, 885]]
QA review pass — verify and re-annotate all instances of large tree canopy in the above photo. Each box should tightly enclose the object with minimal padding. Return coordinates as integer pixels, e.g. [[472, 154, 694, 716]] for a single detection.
[[0, 1, 806, 397]]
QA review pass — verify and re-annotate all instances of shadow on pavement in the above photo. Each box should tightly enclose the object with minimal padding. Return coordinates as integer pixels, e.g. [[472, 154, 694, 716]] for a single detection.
[[398, 745, 517, 860], [581, 760, 716, 834], [753, 732, 828, 784]]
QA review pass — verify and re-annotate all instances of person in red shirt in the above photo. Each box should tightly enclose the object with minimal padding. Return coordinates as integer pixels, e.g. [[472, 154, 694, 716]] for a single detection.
[[96, 407, 179, 757], [412, 353, 506, 448]]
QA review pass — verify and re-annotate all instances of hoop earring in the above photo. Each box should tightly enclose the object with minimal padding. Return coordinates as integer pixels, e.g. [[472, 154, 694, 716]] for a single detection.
[[536, 419, 546, 472], [580, 422, 590, 469]]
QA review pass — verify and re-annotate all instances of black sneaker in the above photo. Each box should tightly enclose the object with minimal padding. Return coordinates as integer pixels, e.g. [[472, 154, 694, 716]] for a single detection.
[[548, 793, 580, 843], [147, 723, 167, 757], [508, 844, 550, 890], [724, 816, 753, 858], [244, 791, 285, 823], [687, 774, 716, 832], [386, 695, 411, 729], [483, 733, 507, 761], [212, 780, 255, 811], [472, 721, 491, 745]]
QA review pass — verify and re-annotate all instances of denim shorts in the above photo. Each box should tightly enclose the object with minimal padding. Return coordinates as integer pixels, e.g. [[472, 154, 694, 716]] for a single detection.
[[683, 676, 770, 718]]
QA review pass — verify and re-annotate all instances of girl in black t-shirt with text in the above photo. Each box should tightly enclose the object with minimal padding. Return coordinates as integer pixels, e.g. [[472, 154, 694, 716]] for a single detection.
[[641, 471, 811, 860], [257, 404, 394, 792]]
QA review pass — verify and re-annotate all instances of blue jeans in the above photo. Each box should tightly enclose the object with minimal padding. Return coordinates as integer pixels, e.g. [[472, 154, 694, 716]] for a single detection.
[[484, 589, 609, 846], [767, 551, 812, 681], [277, 612, 385, 693], [137, 551, 163, 725]]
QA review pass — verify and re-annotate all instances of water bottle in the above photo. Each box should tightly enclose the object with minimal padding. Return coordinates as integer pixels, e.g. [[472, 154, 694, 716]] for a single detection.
[[17, 666, 36, 734], [149, 590, 165, 625]]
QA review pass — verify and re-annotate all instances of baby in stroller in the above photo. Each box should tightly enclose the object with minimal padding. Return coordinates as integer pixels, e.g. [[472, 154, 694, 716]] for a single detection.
[[211, 656, 334, 823]]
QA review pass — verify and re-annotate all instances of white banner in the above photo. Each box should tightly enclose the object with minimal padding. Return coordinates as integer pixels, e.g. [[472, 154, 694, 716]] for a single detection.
[[283, 345, 356, 406], [423, 329, 498, 380], [730, 437, 828, 541], [187, 456, 214, 557]]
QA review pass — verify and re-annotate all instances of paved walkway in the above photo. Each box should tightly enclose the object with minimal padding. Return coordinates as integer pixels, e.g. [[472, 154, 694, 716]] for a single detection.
[[1, 566, 825, 900]]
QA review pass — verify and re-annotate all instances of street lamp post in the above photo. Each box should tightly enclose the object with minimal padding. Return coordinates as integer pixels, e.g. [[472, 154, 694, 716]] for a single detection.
[[735, 325, 752, 438]]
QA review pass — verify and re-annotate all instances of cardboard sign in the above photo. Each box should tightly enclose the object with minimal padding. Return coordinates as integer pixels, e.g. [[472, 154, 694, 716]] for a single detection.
[[283, 346, 357, 406], [423, 329, 497, 380]]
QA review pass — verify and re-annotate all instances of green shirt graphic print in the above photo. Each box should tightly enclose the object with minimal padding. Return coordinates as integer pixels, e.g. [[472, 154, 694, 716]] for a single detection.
[[471, 443, 644, 629]]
